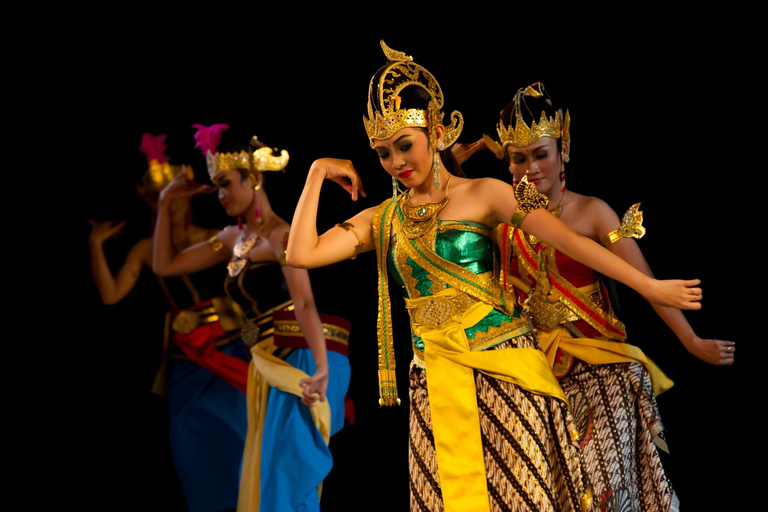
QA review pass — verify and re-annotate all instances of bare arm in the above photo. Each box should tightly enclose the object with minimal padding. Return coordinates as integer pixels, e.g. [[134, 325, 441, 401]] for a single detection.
[[286, 158, 375, 269], [268, 225, 330, 406], [152, 173, 228, 276], [481, 179, 702, 310], [595, 202, 734, 365], [88, 220, 150, 305]]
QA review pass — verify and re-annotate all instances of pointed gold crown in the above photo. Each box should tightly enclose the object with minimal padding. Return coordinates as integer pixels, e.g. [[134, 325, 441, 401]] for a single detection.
[[206, 136, 290, 181], [363, 40, 463, 150], [485, 82, 570, 159]]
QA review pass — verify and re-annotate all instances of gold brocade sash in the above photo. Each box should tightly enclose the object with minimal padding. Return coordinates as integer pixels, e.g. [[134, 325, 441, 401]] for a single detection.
[[407, 287, 566, 512], [536, 325, 674, 396], [237, 337, 331, 512]]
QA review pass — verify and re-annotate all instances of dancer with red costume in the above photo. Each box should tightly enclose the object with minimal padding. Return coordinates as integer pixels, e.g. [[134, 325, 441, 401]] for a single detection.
[[482, 83, 736, 511]]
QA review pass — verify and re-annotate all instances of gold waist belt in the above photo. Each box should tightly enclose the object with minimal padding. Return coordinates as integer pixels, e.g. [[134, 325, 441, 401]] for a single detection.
[[406, 290, 477, 329], [170, 297, 244, 334]]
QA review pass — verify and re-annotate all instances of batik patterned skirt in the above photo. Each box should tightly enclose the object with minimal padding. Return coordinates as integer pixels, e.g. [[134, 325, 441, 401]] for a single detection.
[[562, 360, 679, 512], [408, 334, 586, 512]]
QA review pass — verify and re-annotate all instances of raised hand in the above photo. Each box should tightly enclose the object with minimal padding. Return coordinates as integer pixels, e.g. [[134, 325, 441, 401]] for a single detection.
[[450, 137, 486, 165], [88, 219, 127, 246], [159, 165, 214, 202], [310, 158, 367, 201]]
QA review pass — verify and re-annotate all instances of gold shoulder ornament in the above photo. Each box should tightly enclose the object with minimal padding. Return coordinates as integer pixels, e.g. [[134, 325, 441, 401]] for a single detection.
[[510, 176, 549, 228], [601, 203, 646, 246]]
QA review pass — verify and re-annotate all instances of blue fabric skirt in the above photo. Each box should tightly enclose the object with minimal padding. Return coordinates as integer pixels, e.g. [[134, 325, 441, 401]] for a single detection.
[[259, 349, 351, 512], [167, 339, 249, 512]]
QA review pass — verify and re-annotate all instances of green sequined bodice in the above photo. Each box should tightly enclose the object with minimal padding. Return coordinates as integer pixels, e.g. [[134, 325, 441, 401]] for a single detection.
[[388, 219, 528, 363]]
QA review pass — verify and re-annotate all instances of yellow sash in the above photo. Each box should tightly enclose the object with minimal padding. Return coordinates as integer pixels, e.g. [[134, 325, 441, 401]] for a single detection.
[[536, 325, 674, 396], [407, 287, 567, 512], [237, 338, 331, 512]]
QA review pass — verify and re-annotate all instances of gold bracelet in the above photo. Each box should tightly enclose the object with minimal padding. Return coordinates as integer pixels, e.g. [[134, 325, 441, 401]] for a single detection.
[[207, 235, 224, 252], [335, 221, 365, 259], [510, 176, 548, 228]]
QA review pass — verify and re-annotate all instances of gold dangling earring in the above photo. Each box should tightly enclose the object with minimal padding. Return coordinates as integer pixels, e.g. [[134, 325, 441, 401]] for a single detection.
[[433, 141, 444, 189]]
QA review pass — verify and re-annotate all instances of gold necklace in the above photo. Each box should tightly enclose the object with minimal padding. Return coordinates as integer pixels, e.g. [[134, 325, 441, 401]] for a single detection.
[[400, 175, 452, 239], [228, 228, 262, 276]]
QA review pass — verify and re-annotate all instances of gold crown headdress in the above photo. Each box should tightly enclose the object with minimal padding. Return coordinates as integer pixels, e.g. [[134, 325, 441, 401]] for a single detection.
[[363, 40, 463, 150], [193, 124, 290, 182], [138, 133, 183, 191], [484, 82, 570, 160]]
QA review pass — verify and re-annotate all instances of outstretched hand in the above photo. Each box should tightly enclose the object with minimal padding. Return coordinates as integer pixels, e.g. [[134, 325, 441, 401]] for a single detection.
[[643, 278, 703, 310], [299, 367, 329, 407], [159, 166, 214, 202], [686, 336, 735, 366], [311, 158, 367, 201], [88, 219, 127, 245], [450, 137, 486, 165]]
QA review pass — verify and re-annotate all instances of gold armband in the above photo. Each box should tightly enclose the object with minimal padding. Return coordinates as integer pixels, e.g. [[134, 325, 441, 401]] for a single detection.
[[335, 221, 365, 259], [510, 175, 549, 228], [207, 235, 224, 252], [601, 203, 646, 246]]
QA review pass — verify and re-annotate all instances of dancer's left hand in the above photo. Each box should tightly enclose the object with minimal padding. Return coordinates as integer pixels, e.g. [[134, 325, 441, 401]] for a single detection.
[[450, 137, 486, 165], [300, 367, 329, 407], [687, 336, 736, 366]]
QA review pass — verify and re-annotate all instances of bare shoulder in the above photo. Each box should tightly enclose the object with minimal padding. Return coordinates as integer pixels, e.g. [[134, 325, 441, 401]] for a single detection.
[[264, 215, 291, 249], [567, 193, 622, 238], [576, 194, 619, 219], [462, 176, 511, 194], [131, 237, 153, 267], [216, 225, 241, 251]]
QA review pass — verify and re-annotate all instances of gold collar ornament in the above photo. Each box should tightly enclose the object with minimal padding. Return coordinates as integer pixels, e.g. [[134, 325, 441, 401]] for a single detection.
[[400, 174, 452, 239], [227, 229, 262, 277], [363, 40, 463, 151], [484, 82, 570, 160], [206, 136, 290, 182]]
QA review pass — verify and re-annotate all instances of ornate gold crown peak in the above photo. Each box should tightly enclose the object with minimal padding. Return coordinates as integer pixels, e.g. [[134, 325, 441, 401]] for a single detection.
[[380, 40, 412, 62], [363, 41, 463, 149]]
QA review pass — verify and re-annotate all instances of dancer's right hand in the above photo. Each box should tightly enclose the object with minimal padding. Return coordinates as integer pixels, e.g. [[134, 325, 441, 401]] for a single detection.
[[309, 158, 367, 201], [159, 166, 214, 203], [88, 219, 126, 246]]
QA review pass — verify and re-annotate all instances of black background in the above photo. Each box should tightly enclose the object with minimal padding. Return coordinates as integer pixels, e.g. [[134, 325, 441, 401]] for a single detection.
[[72, 18, 756, 511]]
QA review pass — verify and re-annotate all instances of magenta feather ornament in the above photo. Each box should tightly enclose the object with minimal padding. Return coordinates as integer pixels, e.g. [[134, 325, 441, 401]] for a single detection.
[[192, 123, 230, 156], [138, 133, 169, 164]]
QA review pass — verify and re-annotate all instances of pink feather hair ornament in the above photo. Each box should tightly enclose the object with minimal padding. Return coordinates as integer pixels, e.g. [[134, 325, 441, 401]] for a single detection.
[[138, 133, 169, 164], [192, 123, 230, 156]]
